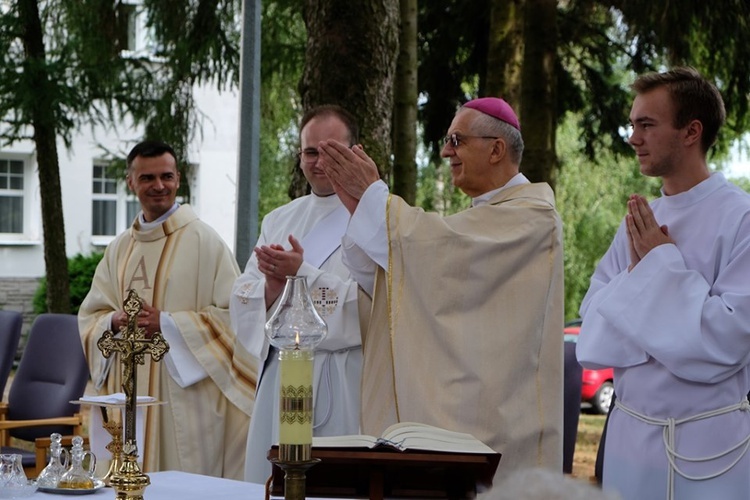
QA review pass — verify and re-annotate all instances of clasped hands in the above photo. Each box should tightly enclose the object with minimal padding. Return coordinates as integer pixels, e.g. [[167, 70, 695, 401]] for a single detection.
[[626, 194, 675, 271], [256, 235, 304, 306], [112, 302, 161, 338], [318, 140, 381, 214], [255, 235, 304, 281]]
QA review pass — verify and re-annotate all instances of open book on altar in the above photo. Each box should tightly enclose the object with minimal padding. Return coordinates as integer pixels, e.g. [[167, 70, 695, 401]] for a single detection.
[[272, 422, 501, 498], [312, 421, 496, 455]]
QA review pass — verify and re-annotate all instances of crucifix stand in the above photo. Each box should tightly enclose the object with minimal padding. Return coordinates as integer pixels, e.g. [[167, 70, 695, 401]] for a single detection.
[[97, 289, 170, 500]]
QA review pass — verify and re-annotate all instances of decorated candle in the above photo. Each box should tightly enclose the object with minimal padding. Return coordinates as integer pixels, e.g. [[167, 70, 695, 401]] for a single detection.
[[278, 348, 314, 456], [265, 276, 327, 463]]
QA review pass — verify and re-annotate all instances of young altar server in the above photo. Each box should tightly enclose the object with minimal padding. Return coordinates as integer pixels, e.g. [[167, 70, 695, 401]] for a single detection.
[[578, 67, 750, 499]]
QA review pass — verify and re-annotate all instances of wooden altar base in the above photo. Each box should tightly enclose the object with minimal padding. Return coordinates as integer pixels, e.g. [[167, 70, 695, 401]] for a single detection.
[[268, 446, 501, 499]]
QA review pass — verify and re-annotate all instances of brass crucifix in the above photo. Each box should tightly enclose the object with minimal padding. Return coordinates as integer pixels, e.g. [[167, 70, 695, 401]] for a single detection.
[[97, 289, 169, 459]]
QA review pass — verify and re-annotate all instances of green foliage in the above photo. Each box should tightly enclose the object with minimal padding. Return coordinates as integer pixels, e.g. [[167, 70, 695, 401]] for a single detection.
[[417, 0, 489, 161], [254, 1, 311, 227], [261, 0, 306, 80], [557, 2, 636, 160], [256, 0, 307, 225], [33, 253, 104, 315], [416, 0, 750, 167], [728, 175, 750, 193], [144, 0, 242, 88], [138, 0, 245, 196], [415, 158, 439, 212], [416, 159, 470, 215], [556, 114, 660, 320], [608, 0, 750, 149], [0, 1, 159, 148]]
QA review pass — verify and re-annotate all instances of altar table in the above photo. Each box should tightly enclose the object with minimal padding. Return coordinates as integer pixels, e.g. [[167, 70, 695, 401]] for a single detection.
[[29, 471, 271, 499]]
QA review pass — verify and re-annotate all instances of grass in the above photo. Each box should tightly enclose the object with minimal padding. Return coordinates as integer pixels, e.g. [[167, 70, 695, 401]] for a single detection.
[[572, 413, 606, 484]]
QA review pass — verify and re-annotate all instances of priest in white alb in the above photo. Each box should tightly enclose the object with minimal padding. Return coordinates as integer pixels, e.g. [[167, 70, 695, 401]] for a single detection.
[[79, 140, 256, 480], [319, 97, 564, 486], [231, 105, 368, 484]]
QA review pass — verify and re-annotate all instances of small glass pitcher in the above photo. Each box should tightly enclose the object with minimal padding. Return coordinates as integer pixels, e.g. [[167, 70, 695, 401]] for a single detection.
[[58, 436, 96, 489], [0, 453, 26, 488], [37, 433, 71, 488]]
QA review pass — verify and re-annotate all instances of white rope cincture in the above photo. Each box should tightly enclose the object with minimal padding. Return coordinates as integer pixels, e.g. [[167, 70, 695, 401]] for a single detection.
[[313, 352, 333, 430], [614, 398, 750, 500], [312, 345, 360, 431]]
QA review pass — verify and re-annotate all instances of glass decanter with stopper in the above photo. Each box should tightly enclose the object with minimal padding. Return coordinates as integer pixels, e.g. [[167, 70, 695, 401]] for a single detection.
[[58, 436, 96, 489], [36, 433, 70, 488]]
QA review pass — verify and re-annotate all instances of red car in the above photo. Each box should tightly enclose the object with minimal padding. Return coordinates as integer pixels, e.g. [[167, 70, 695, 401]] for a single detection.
[[564, 320, 614, 415]]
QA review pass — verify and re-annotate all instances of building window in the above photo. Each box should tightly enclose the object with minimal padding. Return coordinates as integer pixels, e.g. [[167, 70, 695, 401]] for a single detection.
[[116, 2, 138, 52], [90, 163, 140, 245], [92, 164, 118, 236], [126, 200, 140, 224], [0, 159, 24, 234], [117, 1, 163, 58]]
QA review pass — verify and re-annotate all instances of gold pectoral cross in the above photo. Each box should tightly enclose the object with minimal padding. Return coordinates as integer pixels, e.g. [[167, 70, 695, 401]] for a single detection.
[[97, 289, 169, 457]]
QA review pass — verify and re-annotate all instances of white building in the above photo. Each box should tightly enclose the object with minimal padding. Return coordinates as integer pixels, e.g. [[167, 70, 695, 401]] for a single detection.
[[0, 3, 242, 328]]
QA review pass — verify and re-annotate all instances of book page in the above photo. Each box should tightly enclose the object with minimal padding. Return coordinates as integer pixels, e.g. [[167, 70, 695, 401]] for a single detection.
[[312, 423, 497, 454], [381, 422, 495, 454], [313, 434, 378, 448]]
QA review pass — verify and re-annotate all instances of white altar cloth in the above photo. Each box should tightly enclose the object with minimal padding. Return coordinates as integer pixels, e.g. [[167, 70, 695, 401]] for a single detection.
[[28, 471, 267, 499]]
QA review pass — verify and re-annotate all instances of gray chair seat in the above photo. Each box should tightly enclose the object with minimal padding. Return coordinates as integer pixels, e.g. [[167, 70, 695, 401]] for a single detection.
[[0, 313, 90, 476]]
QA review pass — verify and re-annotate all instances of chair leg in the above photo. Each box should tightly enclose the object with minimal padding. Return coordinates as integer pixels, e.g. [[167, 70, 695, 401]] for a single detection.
[[24, 465, 38, 479], [34, 444, 46, 478]]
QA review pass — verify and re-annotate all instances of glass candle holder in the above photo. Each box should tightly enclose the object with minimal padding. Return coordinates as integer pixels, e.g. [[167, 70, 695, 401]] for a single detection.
[[265, 276, 327, 462]]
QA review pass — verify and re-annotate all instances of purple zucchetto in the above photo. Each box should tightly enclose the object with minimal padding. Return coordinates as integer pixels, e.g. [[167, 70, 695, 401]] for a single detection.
[[463, 97, 520, 130]]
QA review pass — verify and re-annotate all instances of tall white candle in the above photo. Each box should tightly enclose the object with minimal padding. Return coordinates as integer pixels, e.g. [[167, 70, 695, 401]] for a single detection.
[[279, 348, 313, 447]]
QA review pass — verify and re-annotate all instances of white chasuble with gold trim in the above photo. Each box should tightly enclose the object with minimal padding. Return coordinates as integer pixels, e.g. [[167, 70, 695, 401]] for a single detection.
[[79, 205, 256, 480]]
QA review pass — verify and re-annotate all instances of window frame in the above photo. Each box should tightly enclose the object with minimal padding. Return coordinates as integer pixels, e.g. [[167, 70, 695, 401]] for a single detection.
[[0, 154, 38, 244], [90, 161, 139, 248]]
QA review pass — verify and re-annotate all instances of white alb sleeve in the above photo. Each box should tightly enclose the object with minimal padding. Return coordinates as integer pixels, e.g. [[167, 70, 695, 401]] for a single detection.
[[160, 312, 209, 388]]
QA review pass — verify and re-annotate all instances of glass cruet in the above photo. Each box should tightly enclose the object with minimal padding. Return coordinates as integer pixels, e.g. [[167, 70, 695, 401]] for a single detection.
[[37, 433, 70, 488], [58, 436, 96, 489], [0, 453, 26, 488]]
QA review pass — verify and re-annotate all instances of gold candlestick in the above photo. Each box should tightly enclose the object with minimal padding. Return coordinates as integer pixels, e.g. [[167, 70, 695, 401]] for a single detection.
[[269, 457, 321, 500], [100, 407, 123, 486], [97, 289, 170, 500]]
